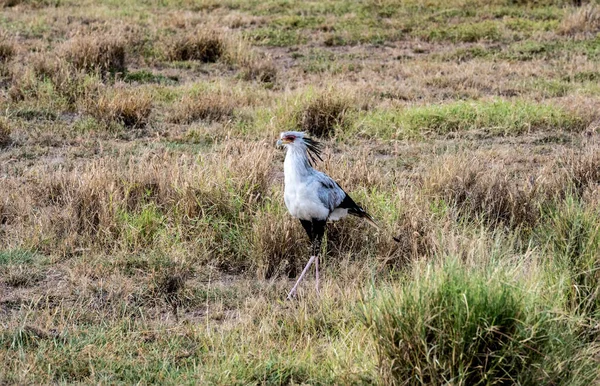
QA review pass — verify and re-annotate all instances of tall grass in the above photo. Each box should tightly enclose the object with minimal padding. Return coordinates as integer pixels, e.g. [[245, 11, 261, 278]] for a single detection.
[[362, 257, 600, 385], [537, 197, 600, 318]]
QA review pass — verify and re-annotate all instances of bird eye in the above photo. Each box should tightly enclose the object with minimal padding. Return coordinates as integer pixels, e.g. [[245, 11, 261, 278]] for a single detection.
[[284, 135, 296, 141]]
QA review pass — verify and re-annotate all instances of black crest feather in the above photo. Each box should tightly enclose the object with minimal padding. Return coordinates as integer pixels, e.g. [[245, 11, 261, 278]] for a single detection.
[[304, 137, 323, 166]]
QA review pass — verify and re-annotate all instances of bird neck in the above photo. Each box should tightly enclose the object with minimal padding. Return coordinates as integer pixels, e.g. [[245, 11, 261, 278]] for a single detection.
[[284, 145, 312, 180]]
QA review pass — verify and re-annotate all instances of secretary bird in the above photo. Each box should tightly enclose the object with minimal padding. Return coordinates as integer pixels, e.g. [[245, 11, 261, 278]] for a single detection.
[[276, 131, 382, 300]]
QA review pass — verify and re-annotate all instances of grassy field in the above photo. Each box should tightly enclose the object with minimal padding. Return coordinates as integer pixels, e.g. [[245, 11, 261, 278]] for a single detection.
[[1, 0, 600, 384]]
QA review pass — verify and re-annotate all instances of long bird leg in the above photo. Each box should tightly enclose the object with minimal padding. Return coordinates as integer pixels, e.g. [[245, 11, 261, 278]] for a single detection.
[[287, 219, 326, 300], [311, 221, 325, 295], [287, 256, 315, 300], [315, 253, 319, 294]]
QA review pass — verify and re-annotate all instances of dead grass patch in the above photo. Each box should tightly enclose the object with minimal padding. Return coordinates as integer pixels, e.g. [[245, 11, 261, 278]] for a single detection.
[[169, 93, 235, 124], [165, 31, 225, 62], [385, 205, 435, 267], [30, 55, 101, 107], [62, 35, 126, 75], [424, 156, 540, 229], [251, 207, 306, 279], [559, 4, 600, 36], [86, 87, 152, 128], [550, 146, 600, 199], [226, 39, 277, 83], [0, 40, 15, 63], [0, 118, 11, 147], [298, 93, 351, 138], [0, 141, 275, 256], [240, 58, 277, 83]]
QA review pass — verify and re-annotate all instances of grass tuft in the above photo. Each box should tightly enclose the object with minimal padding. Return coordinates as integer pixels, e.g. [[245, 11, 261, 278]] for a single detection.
[[538, 198, 600, 317], [86, 87, 152, 129], [559, 4, 600, 36], [62, 35, 126, 75], [297, 93, 351, 138], [362, 259, 599, 385], [0, 40, 15, 63], [425, 156, 539, 229], [0, 118, 11, 147], [169, 92, 235, 124], [240, 58, 277, 83], [165, 31, 225, 62], [251, 203, 305, 279]]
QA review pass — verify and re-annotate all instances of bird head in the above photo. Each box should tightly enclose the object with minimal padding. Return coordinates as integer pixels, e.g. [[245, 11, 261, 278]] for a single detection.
[[276, 131, 305, 148], [276, 131, 323, 165]]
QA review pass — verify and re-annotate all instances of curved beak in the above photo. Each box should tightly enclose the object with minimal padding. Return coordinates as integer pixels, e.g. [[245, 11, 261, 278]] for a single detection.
[[276, 139, 283, 149]]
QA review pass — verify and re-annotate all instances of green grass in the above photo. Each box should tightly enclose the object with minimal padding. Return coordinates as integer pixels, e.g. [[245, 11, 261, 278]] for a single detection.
[[0, 249, 38, 265], [352, 99, 586, 139], [123, 70, 178, 85], [421, 21, 503, 43], [362, 257, 599, 385]]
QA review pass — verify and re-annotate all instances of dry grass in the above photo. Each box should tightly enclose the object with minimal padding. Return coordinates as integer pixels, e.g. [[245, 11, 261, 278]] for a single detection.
[[251, 207, 305, 279], [559, 4, 600, 36], [240, 58, 277, 83], [29, 56, 101, 107], [298, 93, 351, 138], [0, 40, 15, 63], [226, 39, 278, 83], [424, 156, 540, 229], [169, 93, 235, 124], [165, 31, 225, 62], [0, 118, 11, 147], [554, 146, 600, 198], [61, 35, 126, 75], [86, 87, 152, 128]]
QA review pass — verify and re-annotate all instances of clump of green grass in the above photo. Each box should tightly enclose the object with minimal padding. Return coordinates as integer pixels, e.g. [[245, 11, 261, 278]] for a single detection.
[[118, 203, 165, 250], [248, 27, 305, 47], [362, 259, 600, 385], [0, 249, 37, 265], [165, 31, 225, 62], [86, 87, 152, 129], [421, 21, 502, 43], [297, 93, 351, 138], [62, 35, 126, 75]]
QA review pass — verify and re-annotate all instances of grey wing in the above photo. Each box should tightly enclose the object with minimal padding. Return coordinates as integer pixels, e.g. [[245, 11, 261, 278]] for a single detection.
[[315, 172, 346, 213]]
